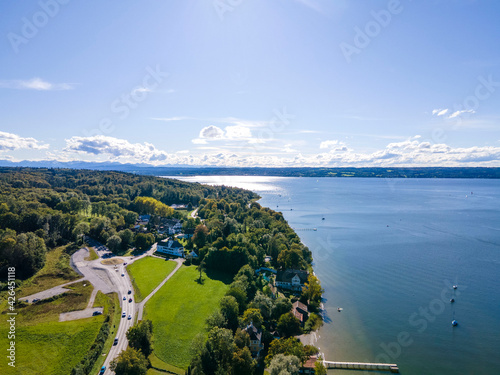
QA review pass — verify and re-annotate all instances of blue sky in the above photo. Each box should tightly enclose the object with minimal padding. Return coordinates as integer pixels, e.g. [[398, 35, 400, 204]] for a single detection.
[[1, 0, 499, 167]]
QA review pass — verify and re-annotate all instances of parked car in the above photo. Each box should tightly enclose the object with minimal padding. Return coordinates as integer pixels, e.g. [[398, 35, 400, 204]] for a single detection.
[[122, 312, 126, 318], [92, 311, 102, 316], [123, 296, 126, 300], [121, 273, 125, 277], [128, 290, 132, 294], [128, 298, 132, 303], [128, 314, 132, 320], [113, 338, 118, 345], [99, 365, 106, 374]]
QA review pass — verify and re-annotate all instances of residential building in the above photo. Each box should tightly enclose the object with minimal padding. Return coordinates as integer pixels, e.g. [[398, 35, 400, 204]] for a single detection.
[[243, 322, 264, 357], [156, 239, 184, 257], [275, 269, 308, 291], [300, 356, 318, 374], [292, 301, 309, 325]]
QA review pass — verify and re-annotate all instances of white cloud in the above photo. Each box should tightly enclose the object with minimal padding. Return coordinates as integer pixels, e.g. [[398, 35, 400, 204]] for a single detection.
[[0, 78, 74, 91], [0, 131, 49, 151], [448, 109, 475, 119], [151, 116, 189, 122], [199, 125, 225, 139], [225, 125, 252, 139], [319, 140, 349, 151], [64, 136, 173, 164]]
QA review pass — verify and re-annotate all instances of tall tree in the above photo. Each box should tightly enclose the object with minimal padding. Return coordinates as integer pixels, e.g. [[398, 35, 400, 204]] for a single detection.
[[110, 347, 148, 375]]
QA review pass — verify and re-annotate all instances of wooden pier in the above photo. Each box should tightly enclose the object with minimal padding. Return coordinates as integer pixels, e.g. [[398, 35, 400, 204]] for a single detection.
[[292, 228, 317, 231], [323, 361, 399, 373]]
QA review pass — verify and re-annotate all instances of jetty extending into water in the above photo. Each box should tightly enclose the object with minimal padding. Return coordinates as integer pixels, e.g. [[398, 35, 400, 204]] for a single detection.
[[323, 360, 399, 373]]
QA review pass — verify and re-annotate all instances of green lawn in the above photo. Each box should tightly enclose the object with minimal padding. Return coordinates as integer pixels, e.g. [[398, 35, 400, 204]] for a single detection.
[[144, 265, 229, 369], [0, 281, 104, 375], [128, 256, 177, 302], [17, 245, 81, 298]]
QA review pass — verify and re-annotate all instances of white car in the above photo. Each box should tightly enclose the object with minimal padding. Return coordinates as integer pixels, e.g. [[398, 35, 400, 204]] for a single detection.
[[122, 312, 126, 318]]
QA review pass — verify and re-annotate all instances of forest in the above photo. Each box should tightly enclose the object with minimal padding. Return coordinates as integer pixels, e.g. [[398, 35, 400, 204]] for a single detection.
[[0, 167, 256, 280]]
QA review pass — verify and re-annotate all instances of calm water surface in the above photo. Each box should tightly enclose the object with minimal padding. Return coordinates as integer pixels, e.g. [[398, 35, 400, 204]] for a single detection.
[[169, 176, 500, 375]]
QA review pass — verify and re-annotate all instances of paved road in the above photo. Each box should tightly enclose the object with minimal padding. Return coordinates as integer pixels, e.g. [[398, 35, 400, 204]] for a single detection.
[[22, 277, 85, 302], [22, 239, 176, 375]]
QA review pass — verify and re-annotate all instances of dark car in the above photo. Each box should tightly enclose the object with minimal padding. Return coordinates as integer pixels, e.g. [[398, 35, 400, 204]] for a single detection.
[[113, 338, 118, 345], [92, 311, 102, 316], [128, 290, 132, 294], [128, 298, 132, 303]]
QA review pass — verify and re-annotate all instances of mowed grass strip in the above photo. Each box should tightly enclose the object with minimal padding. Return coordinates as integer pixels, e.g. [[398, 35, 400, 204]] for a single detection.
[[10, 318, 103, 375], [128, 256, 177, 302], [144, 265, 229, 369], [0, 281, 102, 375]]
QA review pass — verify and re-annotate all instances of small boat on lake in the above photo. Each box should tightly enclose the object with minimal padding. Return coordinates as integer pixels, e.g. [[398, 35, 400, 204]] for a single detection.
[[453, 285, 458, 289], [450, 298, 455, 303], [452, 320, 458, 326]]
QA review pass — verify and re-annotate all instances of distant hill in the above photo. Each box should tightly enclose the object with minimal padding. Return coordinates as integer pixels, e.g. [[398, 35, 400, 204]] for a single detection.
[[0, 160, 499, 178]]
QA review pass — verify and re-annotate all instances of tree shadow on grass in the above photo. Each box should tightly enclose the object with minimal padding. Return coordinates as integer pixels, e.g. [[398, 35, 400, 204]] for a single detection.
[[204, 268, 234, 285]]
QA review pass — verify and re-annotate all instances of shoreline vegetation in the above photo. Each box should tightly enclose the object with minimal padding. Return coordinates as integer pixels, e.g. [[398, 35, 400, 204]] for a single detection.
[[0, 167, 325, 375], [1, 165, 500, 179]]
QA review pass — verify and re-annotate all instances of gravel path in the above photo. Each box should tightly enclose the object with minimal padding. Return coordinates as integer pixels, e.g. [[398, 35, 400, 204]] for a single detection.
[[136, 258, 184, 321]]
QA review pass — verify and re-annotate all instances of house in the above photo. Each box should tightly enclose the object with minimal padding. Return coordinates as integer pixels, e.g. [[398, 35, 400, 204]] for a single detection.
[[170, 204, 187, 210], [243, 322, 264, 357], [300, 356, 318, 374], [275, 269, 308, 292], [156, 239, 184, 257], [292, 301, 309, 325], [162, 219, 183, 235], [137, 215, 151, 226], [187, 250, 198, 259]]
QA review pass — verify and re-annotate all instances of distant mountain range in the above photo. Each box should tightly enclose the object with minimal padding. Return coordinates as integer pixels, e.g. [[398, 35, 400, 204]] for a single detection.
[[1, 159, 499, 178]]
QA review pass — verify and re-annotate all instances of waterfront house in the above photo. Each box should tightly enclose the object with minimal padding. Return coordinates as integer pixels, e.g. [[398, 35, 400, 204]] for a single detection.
[[275, 269, 308, 291], [300, 356, 318, 374], [292, 301, 309, 325]]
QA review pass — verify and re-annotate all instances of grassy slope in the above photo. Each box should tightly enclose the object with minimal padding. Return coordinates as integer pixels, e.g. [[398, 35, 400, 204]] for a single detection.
[[17, 245, 81, 298], [89, 291, 121, 375], [0, 281, 103, 375], [128, 257, 177, 302], [144, 266, 229, 369]]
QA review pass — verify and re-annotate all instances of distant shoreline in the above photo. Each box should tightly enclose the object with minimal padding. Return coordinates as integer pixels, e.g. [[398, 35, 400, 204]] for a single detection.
[[2, 164, 500, 179]]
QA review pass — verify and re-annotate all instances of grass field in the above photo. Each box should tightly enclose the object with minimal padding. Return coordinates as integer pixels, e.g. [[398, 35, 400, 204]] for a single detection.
[[128, 256, 177, 302], [144, 265, 229, 369], [85, 247, 99, 261], [0, 281, 104, 375], [17, 245, 81, 298]]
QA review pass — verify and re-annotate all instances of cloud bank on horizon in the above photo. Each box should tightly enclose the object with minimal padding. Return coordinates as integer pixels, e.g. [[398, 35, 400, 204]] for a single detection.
[[0, 1, 499, 168]]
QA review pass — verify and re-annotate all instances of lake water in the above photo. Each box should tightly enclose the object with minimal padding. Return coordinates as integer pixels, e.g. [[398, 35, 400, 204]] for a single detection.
[[168, 176, 500, 375]]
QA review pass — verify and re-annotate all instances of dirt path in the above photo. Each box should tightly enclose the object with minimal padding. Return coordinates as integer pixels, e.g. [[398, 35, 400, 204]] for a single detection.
[[136, 258, 184, 321]]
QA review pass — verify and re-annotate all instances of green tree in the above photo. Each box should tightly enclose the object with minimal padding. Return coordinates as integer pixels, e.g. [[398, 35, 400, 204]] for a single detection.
[[268, 354, 301, 375], [219, 295, 239, 332], [110, 347, 148, 375], [314, 357, 327, 375], [242, 308, 263, 329], [272, 298, 292, 321], [277, 312, 303, 338], [265, 337, 306, 366], [134, 233, 154, 251], [73, 222, 90, 244], [127, 320, 153, 357], [118, 229, 134, 249], [232, 346, 255, 375], [107, 234, 122, 253], [193, 224, 209, 248]]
